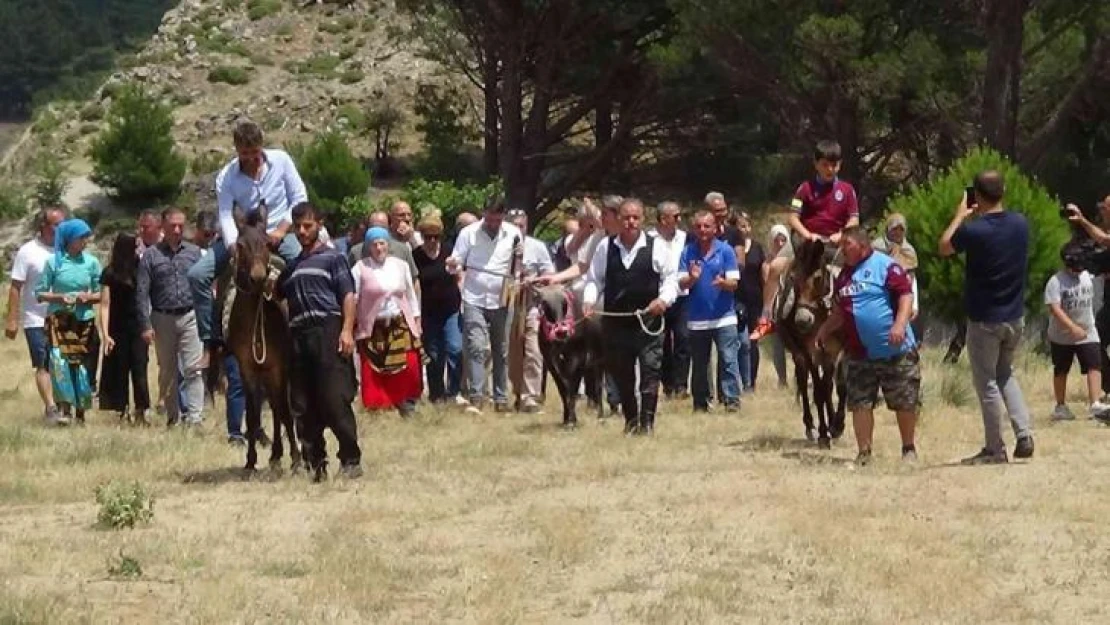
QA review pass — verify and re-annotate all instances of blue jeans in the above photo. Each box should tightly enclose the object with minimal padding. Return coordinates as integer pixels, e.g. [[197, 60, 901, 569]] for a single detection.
[[423, 312, 463, 401], [462, 305, 509, 404], [691, 324, 741, 409], [224, 353, 246, 439], [187, 234, 301, 345]]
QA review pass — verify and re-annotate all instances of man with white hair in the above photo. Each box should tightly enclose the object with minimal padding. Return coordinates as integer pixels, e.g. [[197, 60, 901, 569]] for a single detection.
[[507, 209, 554, 412], [649, 201, 690, 398]]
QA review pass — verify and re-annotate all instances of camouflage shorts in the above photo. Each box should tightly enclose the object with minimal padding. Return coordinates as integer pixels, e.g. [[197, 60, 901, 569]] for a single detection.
[[845, 351, 922, 412]]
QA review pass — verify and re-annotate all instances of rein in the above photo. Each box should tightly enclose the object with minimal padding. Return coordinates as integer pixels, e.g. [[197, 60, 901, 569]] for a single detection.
[[234, 271, 274, 366]]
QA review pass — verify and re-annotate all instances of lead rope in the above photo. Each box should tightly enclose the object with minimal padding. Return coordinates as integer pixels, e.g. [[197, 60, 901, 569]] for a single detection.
[[252, 292, 267, 365]]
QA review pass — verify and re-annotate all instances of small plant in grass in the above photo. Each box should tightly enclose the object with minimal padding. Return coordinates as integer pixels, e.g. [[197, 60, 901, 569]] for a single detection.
[[95, 481, 154, 529], [208, 66, 251, 85], [339, 70, 364, 85], [247, 0, 282, 21], [107, 551, 143, 579], [939, 368, 972, 408]]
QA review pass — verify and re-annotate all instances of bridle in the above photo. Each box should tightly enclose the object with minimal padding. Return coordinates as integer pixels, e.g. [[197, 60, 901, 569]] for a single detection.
[[234, 236, 274, 365], [538, 287, 578, 342]]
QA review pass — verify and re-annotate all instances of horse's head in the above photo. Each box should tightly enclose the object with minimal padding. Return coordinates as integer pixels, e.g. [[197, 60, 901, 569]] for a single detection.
[[535, 285, 578, 342], [234, 204, 271, 291]]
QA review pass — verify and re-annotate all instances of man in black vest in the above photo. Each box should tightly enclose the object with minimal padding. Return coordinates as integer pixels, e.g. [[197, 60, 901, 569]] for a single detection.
[[583, 198, 679, 435]]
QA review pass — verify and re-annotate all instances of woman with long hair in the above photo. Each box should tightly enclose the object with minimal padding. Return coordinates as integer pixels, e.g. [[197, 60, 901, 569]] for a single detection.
[[353, 226, 425, 417], [35, 218, 101, 424], [735, 212, 766, 392], [97, 233, 151, 425]]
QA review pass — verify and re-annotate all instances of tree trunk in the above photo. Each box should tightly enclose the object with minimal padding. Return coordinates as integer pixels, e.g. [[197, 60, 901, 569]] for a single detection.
[[481, 45, 500, 176], [980, 0, 1027, 157]]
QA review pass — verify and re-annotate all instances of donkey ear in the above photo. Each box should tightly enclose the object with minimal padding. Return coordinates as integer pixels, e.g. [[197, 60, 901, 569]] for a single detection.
[[256, 201, 269, 229], [232, 202, 247, 231]]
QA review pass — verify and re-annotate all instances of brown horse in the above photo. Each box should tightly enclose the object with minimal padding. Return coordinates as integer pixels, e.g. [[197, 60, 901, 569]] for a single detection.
[[775, 238, 846, 448], [228, 206, 300, 473]]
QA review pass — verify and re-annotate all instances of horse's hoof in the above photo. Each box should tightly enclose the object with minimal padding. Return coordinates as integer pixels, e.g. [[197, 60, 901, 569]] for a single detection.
[[561, 421, 578, 431], [290, 460, 305, 475], [817, 437, 832, 450], [268, 462, 284, 477], [242, 466, 258, 480], [805, 428, 816, 442]]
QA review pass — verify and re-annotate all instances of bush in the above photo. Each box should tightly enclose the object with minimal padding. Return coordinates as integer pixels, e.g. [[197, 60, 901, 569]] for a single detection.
[[0, 183, 30, 222], [339, 70, 364, 85], [107, 551, 143, 579], [208, 65, 251, 85], [33, 157, 70, 208], [285, 54, 341, 77], [335, 194, 372, 234], [79, 103, 103, 121], [191, 151, 229, 177], [885, 147, 1069, 323], [400, 178, 502, 230], [88, 84, 186, 205], [94, 481, 154, 529], [247, 0, 282, 21], [289, 132, 371, 214]]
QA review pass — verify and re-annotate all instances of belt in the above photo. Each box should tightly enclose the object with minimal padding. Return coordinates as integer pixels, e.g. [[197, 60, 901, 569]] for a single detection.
[[153, 306, 192, 316]]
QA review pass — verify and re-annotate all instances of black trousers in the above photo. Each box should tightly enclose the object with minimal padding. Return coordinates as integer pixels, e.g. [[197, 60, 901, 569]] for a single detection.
[[603, 319, 663, 427], [290, 317, 361, 469], [661, 297, 690, 394], [98, 329, 151, 413], [1098, 307, 1110, 395]]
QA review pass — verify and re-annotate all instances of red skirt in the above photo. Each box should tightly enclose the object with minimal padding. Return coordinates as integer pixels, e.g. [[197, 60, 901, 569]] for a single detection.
[[360, 350, 423, 409]]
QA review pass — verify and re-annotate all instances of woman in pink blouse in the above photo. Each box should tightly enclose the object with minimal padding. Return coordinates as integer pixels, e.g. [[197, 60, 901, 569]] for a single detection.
[[353, 227, 425, 417]]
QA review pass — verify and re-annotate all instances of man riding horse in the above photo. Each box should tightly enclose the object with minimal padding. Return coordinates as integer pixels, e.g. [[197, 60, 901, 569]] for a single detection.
[[750, 140, 860, 341]]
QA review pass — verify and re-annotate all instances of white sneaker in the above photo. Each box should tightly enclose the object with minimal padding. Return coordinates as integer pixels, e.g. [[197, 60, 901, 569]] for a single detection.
[[1051, 404, 1076, 421], [1089, 401, 1110, 419], [454, 395, 469, 407], [465, 405, 482, 415]]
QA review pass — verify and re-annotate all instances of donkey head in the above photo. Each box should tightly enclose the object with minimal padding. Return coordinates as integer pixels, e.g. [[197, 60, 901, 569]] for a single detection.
[[233, 203, 271, 289], [535, 285, 578, 342]]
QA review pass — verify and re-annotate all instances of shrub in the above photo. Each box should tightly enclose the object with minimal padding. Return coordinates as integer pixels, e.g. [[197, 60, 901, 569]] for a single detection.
[[286, 54, 341, 77], [94, 481, 154, 529], [247, 0, 282, 21], [400, 178, 502, 229], [208, 65, 251, 85], [191, 151, 229, 177], [0, 183, 30, 221], [79, 103, 103, 121], [33, 157, 70, 208], [289, 132, 371, 214], [88, 84, 186, 205], [336, 104, 365, 129], [336, 194, 373, 234], [339, 69, 364, 85], [107, 551, 143, 579], [885, 147, 1069, 323]]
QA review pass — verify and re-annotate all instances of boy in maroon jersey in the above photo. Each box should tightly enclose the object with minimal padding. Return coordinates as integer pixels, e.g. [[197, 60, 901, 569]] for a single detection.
[[749, 140, 860, 340]]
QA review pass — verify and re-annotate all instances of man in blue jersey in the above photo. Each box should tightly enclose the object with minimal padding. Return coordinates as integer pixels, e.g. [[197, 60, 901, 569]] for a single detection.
[[679, 211, 741, 413], [816, 227, 919, 466]]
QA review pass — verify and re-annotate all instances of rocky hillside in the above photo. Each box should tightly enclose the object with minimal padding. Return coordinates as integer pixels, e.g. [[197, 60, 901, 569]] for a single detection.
[[3, 0, 442, 222]]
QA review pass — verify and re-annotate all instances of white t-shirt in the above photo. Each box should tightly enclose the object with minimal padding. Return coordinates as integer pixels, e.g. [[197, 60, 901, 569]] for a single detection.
[[9, 238, 54, 329], [1045, 270, 1099, 345]]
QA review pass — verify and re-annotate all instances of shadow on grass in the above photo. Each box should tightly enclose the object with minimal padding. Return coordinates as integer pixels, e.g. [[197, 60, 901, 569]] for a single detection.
[[179, 466, 289, 484], [780, 449, 856, 466], [725, 434, 812, 452], [517, 421, 580, 435]]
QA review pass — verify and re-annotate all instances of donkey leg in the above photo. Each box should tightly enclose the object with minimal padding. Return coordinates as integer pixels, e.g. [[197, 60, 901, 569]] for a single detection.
[[829, 359, 848, 439], [795, 360, 815, 441], [813, 366, 831, 449], [243, 386, 262, 473]]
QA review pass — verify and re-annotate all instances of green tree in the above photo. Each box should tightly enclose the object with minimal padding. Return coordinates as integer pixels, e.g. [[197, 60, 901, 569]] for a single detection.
[[33, 156, 70, 208], [88, 85, 186, 205], [885, 147, 1070, 324], [412, 83, 478, 181], [289, 132, 371, 215]]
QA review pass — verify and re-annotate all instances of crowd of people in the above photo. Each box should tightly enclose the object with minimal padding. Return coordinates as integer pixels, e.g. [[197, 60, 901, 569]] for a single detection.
[[7, 120, 1107, 473]]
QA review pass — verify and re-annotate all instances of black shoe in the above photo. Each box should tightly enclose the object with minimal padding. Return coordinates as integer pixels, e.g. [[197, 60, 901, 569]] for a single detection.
[[312, 465, 328, 483], [623, 420, 639, 436], [1013, 436, 1034, 459], [608, 402, 620, 416], [640, 392, 658, 435], [961, 448, 1008, 465], [723, 402, 740, 414], [339, 464, 363, 479], [692, 404, 710, 414]]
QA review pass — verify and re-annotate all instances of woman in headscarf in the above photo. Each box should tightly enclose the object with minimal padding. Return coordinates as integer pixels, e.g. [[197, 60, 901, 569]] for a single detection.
[[353, 226, 425, 417], [872, 213, 920, 322], [97, 233, 151, 425], [35, 218, 102, 424], [412, 211, 463, 404], [764, 224, 792, 388]]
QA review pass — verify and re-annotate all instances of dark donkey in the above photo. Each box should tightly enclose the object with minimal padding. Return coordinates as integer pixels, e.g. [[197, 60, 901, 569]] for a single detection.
[[775, 237, 846, 448], [228, 206, 301, 473], [534, 285, 606, 429]]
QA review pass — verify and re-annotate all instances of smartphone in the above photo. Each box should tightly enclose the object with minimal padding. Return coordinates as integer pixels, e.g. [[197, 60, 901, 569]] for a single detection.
[[1059, 207, 1073, 219], [965, 185, 976, 208]]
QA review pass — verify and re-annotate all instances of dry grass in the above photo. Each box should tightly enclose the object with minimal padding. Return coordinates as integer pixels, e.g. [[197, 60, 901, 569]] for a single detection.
[[1, 339, 1109, 624]]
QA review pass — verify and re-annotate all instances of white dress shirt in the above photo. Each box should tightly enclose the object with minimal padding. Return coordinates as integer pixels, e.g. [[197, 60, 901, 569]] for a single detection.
[[522, 236, 555, 277], [216, 149, 309, 246], [649, 227, 688, 296], [449, 219, 524, 310], [583, 231, 679, 308]]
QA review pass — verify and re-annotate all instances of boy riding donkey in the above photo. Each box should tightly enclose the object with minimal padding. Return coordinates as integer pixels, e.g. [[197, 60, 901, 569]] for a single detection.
[[749, 140, 860, 342]]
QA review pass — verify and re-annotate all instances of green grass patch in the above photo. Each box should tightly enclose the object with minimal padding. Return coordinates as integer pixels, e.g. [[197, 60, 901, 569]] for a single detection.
[[247, 0, 282, 21], [208, 65, 252, 85]]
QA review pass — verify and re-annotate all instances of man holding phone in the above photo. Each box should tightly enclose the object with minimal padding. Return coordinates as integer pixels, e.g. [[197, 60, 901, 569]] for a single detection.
[[939, 171, 1034, 464]]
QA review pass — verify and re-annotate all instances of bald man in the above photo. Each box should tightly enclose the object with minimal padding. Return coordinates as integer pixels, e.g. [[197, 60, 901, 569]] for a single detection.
[[347, 210, 418, 279]]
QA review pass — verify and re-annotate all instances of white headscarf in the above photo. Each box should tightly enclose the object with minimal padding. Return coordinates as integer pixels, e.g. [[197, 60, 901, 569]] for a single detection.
[[769, 224, 792, 254]]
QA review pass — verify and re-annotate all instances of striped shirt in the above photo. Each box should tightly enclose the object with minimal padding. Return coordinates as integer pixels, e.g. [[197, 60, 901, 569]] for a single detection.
[[276, 245, 354, 329]]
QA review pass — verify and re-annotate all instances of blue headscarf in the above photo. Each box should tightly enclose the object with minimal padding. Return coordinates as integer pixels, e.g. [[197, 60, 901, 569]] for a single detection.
[[55, 218, 92, 265], [364, 226, 390, 246]]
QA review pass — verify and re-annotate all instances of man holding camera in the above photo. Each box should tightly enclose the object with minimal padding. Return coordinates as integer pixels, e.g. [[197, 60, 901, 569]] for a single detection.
[[939, 171, 1034, 464]]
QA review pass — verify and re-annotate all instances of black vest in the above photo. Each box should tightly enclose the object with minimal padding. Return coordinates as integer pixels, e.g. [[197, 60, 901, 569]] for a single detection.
[[604, 234, 660, 314]]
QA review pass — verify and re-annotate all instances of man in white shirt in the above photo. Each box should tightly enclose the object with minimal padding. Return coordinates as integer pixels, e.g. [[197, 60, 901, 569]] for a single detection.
[[187, 120, 309, 362], [447, 199, 523, 414], [649, 201, 690, 398], [583, 198, 679, 435], [507, 209, 555, 413], [5, 207, 67, 425]]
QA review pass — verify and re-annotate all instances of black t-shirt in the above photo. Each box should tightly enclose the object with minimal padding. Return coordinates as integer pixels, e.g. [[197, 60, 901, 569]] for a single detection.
[[738, 241, 766, 311], [950, 211, 1029, 323], [413, 245, 462, 319], [717, 225, 743, 248]]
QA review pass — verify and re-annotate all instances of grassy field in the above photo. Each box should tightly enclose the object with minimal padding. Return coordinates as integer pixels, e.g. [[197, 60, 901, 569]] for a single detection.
[[1, 337, 1109, 624]]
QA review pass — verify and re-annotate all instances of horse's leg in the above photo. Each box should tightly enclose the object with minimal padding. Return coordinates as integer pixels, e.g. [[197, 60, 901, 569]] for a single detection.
[[243, 381, 262, 473], [813, 363, 831, 449], [554, 361, 577, 429], [830, 358, 848, 439], [795, 357, 815, 441], [263, 365, 298, 473]]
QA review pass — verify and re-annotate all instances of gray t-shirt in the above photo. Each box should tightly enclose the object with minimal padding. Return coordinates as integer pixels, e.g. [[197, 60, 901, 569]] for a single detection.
[[1045, 270, 1099, 345]]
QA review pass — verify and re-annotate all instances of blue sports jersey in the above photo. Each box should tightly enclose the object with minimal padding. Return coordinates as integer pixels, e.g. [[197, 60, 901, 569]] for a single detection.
[[834, 251, 916, 360]]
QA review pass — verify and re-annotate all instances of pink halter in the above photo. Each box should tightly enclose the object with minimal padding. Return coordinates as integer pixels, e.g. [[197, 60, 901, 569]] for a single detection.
[[540, 288, 578, 341]]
